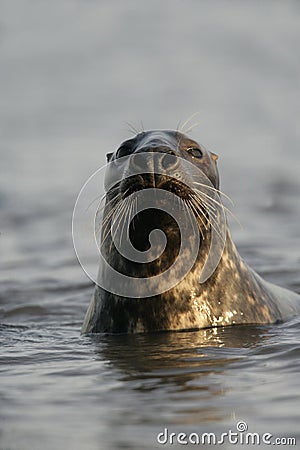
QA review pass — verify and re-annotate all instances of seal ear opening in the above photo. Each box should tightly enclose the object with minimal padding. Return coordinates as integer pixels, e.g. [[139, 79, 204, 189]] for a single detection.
[[106, 152, 114, 162], [211, 152, 219, 162]]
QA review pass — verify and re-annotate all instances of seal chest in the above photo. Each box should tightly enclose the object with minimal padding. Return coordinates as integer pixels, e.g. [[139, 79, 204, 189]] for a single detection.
[[81, 130, 300, 334]]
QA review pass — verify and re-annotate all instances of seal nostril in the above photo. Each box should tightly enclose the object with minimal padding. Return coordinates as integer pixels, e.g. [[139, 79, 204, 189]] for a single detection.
[[130, 153, 149, 172], [161, 152, 178, 171]]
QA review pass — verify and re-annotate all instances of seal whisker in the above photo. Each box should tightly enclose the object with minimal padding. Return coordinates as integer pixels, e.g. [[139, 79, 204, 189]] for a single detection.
[[84, 162, 114, 212], [179, 112, 200, 134], [192, 196, 226, 242], [193, 188, 242, 228], [100, 210, 118, 246], [124, 121, 145, 135], [96, 191, 123, 217], [98, 190, 130, 244], [87, 192, 106, 212], [129, 196, 138, 233], [125, 195, 135, 240], [133, 194, 141, 228], [176, 119, 182, 132], [188, 196, 209, 230], [189, 198, 223, 244], [110, 197, 131, 244], [184, 199, 205, 241], [124, 121, 140, 135], [183, 121, 200, 134], [189, 194, 226, 246], [186, 198, 206, 240], [88, 187, 119, 213], [96, 204, 117, 238], [105, 197, 131, 253], [113, 196, 130, 247], [95, 193, 123, 236], [194, 193, 226, 232], [117, 197, 133, 247], [192, 181, 234, 206], [192, 194, 220, 231], [192, 191, 218, 218], [95, 190, 124, 228]]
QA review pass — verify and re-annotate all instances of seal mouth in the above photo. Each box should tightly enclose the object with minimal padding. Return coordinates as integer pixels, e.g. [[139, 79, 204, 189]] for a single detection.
[[120, 174, 192, 200]]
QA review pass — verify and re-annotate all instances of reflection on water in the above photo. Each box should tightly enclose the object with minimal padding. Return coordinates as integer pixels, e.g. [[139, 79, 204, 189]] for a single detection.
[[90, 326, 267, 426], [93, 325, 264, 380], [1, 321, 299, 449]]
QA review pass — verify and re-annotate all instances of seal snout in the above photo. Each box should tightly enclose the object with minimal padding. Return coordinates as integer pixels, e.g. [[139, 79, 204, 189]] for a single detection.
[[130, 146, 179, 173], [120, 147, 191, 199]]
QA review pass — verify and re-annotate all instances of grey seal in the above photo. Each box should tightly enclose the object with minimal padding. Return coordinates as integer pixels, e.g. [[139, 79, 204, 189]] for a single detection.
[[82, 130, 300, 334]]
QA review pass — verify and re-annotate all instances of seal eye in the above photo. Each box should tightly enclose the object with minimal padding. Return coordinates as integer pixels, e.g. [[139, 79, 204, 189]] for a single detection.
[[116, 146, 128, 159], [116, 143, 132, 159], [187, 147, 203, 159]]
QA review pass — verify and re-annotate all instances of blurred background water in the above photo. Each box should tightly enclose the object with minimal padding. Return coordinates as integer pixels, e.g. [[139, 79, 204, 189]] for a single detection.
[[0, 1, 300, 449]]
